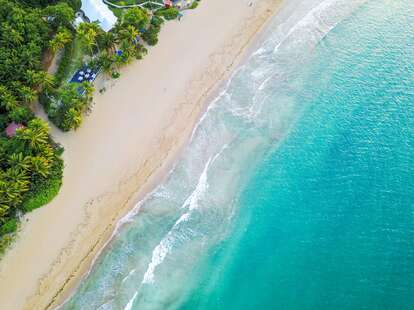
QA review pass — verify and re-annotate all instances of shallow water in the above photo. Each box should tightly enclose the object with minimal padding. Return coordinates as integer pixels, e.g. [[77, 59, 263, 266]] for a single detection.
[[63, 0, 414, 309]]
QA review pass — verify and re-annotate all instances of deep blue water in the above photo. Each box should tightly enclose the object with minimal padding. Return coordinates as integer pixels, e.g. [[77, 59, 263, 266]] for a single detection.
[[63, 0, 414, 309]]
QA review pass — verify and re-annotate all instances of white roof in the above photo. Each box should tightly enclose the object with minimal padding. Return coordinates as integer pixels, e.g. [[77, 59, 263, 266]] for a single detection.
[[74, 16, 84, 27], [81, 0, 117, 32]]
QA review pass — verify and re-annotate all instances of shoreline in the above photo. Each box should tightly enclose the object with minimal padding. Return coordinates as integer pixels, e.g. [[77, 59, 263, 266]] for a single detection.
[[0, 0, 282, 309]]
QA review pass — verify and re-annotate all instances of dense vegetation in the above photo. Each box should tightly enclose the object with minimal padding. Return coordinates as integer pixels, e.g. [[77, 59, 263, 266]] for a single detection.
[[40, 6, 155, 131], [0, 0, 75, 254], [155, 7, 179, 20], [22, 0, 81, 10]]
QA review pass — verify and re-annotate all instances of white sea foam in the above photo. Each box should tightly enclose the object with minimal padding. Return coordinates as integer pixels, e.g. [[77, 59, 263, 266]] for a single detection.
[[141, 144, 228, 285], [141, 162, 211, 283], [182, 157, 212, 211], [272, 0, 366, 55], [121, 269, 136, 284], [124, 291, 138, 310], [142, 233, 173, 284]]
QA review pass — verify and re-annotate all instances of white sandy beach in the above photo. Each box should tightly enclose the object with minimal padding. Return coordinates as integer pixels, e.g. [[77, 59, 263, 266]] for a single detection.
[[0, 0, 282, 308]]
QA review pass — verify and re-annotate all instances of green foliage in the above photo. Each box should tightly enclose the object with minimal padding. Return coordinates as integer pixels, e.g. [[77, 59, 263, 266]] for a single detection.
[[0, 233, 16, 257], [0, 219, 18, 236], [151, 15, 164, 28], [49, 26, 73, 53], [20, 156, 63, 212], [9, 107, 35, 124], [189, 1, 199, 9], [77, 22, 105, 56], [62, 107, 82, 131], [121, 7, 149, 30], [141, 15, 164, 46], [0, 119, 63, 219], [22, 0, 81, 10], [53, 35, 84, 86], [155, 8, 179, 20], [0, 0, 68, 256], [43, 2, 75, 30], [142, 25, 160, 46], [42, 82, 94, 131], [0, 0, 50, 99]]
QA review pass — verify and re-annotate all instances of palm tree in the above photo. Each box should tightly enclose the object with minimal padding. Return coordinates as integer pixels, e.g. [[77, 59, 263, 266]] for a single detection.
[[2, 167, 30, 207], [0, 172, 11, 216], [100, 31, 118, 54], [78, 27, 97, 55], [6, 167, 30, 189], [98, 52, 115, 75], [25, 70, 55, 90], [77, 22, 103, 55], [8, 153, 30, 172], [42, 72, 56, 90], [118, 25, 140, 45], [49, 27, 72, 53], [39, 144, 54, 161], [62, 108, 82, 131], [16, 119, 49, 151], [0, 86, 17, 111], [81, 81, 94, 97], [30, 156, 51, 178], [18, 86, 36, 104], [25, 70, 39, 87]]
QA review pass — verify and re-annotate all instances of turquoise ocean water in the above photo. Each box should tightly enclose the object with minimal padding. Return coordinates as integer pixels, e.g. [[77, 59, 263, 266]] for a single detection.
[[63, 0, 414, 309]]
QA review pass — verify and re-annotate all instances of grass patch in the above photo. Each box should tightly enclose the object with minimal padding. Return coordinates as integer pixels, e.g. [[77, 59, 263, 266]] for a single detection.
[[0, 219, 18, 236], [0, 218, 19, 257], [55, 36, 85, 86]]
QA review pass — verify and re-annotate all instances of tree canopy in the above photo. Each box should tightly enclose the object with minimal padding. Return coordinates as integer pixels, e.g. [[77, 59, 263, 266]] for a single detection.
[[0, 0, 64, 254]]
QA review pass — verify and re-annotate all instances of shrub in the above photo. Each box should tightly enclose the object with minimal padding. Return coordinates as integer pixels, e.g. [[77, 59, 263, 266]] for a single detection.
[[20, 156, 64, 212], [151, 15, 164, 28], [0, 219, 18, 236], [142, 26, 159, 46], [0, 114, 8, 130], [134, 45, 148, 60], [9, 106, 34, 124], [61, 107, 82, 131], [122, 7, 149, 29], [0, 219, 19, 257], [0, 234, 16, 256], [155, 8, 179, 20], [189, 1, 199, 9]]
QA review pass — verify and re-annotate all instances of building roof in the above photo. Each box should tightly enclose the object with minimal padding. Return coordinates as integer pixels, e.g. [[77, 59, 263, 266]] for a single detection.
[[5, 122, 24, 137], [80, 0, 117, 32]]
